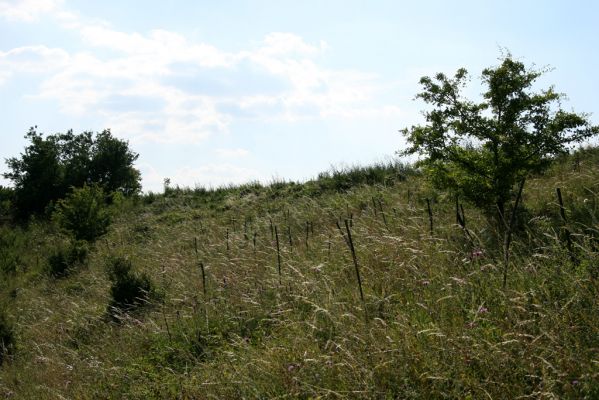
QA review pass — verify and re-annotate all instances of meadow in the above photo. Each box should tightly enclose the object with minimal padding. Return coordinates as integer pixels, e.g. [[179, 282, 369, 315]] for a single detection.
[[0, 151, 597, 399]]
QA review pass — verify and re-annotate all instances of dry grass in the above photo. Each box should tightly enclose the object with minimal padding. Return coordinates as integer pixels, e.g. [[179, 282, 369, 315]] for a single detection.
[[0, 152, 598, 398]]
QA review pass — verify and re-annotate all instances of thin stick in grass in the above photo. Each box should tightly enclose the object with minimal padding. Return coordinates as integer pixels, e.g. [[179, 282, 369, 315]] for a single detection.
[[503, 178, 525, 289], [372, 197, 378, 217], [336, 220, 350, 247], [275, 225, 282, 284], [253, 232, 257, 256], [344, 219, 364, 302], [556, 187, 577, 264], [377, 198, 387, 227], [456, 196, 474, 242], [426, 198, 433, 234], [226, 228, 230, 253], [162, 307, 172, 344], [305, 221, 309, 251], [194, 238, 207, 297]]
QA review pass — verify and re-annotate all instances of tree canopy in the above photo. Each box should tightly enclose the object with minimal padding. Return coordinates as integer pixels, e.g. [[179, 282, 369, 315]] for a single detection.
[[400, 55, 599, 221], [3, 128, 141, 218]]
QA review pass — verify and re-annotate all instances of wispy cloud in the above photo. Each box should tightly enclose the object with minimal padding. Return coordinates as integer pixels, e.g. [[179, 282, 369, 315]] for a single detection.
[[0, 45, 69, 85], [215, 148, 250, 158], [1, 1, 402, 144], [0, 0, 63, 22], [140, 162, 264, 192]]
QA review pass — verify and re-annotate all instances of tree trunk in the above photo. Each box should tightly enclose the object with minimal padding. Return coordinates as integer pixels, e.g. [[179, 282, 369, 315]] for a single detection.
[[496, 199, 506, 231]]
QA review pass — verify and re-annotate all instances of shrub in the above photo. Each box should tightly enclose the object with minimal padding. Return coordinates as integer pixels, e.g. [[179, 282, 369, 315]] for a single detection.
[[54, 184, 110, 242], [0, 227, 23, 275], [46, 240, 88, 278], [106, 257, 154, 311], [142, 191, 157, 205], [0, 310, 14, 365]]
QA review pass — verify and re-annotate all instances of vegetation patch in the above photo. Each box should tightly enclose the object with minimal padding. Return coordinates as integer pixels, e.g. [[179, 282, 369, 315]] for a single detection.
[[46, 239, 88, 278], [106, 256, 156, 313]]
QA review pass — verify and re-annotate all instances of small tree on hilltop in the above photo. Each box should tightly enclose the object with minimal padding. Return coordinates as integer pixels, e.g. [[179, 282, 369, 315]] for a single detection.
[[400, 54, 599, 224]]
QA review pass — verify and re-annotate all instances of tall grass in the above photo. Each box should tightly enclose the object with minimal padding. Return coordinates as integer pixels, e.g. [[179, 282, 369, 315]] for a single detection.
[[0, 150, 597, 398]]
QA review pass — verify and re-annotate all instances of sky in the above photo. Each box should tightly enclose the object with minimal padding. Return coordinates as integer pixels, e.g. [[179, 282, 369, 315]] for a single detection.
[[1, 0, 599, 192]]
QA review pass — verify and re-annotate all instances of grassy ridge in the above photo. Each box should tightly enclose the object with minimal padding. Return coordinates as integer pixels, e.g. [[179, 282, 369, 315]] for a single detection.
[[0, 152, 598, 398]]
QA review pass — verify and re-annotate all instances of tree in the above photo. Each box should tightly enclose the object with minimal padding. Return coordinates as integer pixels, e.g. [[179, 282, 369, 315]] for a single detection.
[[89, 130, 141, 196], [400, 54, 599, 223], [3, 128, 141, 218], [4, 128, 63, 217]]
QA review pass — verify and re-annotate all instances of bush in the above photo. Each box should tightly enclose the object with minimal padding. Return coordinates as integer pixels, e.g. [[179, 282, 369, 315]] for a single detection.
[[106, 257, 154, 311], [54, 185, 110, 242], [0, 227, 23, 275], [46, 240, 88, 278], [0, 310, 14, 365]]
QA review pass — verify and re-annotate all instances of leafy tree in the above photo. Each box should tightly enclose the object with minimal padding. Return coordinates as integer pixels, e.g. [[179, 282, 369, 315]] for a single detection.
[[400, 55, 599, 222], [89, 130, 141, 196], [4, 128, 63, 217], [3, 128, 141, 218]]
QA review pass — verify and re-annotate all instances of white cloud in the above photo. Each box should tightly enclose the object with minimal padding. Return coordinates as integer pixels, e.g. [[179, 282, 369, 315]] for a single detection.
[[2, 2, 402, 143], [258, 32, 326, 56], [0, 45, 69, 71], [0, 45, 70, 88], [215, 148, 250, 158], [140, 162, 264, 192], [0, 0, 62, 22]]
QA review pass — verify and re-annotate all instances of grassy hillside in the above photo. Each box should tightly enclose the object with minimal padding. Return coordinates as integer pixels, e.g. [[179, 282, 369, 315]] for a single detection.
[[0, 152, 598, 399]]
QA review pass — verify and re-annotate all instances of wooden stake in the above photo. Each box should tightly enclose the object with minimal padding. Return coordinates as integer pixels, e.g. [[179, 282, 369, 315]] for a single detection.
[[556, 187, 576, 264], [426, 198, 433, 234], [344, 219, 365, 303], [275, 226, 282, 284]]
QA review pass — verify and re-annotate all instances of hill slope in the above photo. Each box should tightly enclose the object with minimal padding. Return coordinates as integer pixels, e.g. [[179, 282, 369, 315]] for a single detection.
[[0, 152, 598, 399]]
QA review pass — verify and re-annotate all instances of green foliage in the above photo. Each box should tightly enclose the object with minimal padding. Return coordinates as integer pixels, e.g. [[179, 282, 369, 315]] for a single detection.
[[54, 185, 110, 242], [89, 130, 141, 196], [4, 128, 63, 218], [106, 257, 154, 311], [0, 310, 14, 365], [3, 127, 141, 218], [401, 54, 599, 220], [0, 186, 14, 222], [46, 240, 88, 278], [1, 149, 599, 398], [0, 226, 23, 275], [314, 161, 415, 193]]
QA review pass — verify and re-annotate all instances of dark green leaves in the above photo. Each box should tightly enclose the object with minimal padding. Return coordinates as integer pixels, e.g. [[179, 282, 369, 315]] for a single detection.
[[3, 128, 141, 218], [401, 54, 599, 219]]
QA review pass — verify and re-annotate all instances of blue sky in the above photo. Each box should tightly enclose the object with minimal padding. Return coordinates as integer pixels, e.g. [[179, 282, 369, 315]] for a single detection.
[[1, 0, 598, 192]]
